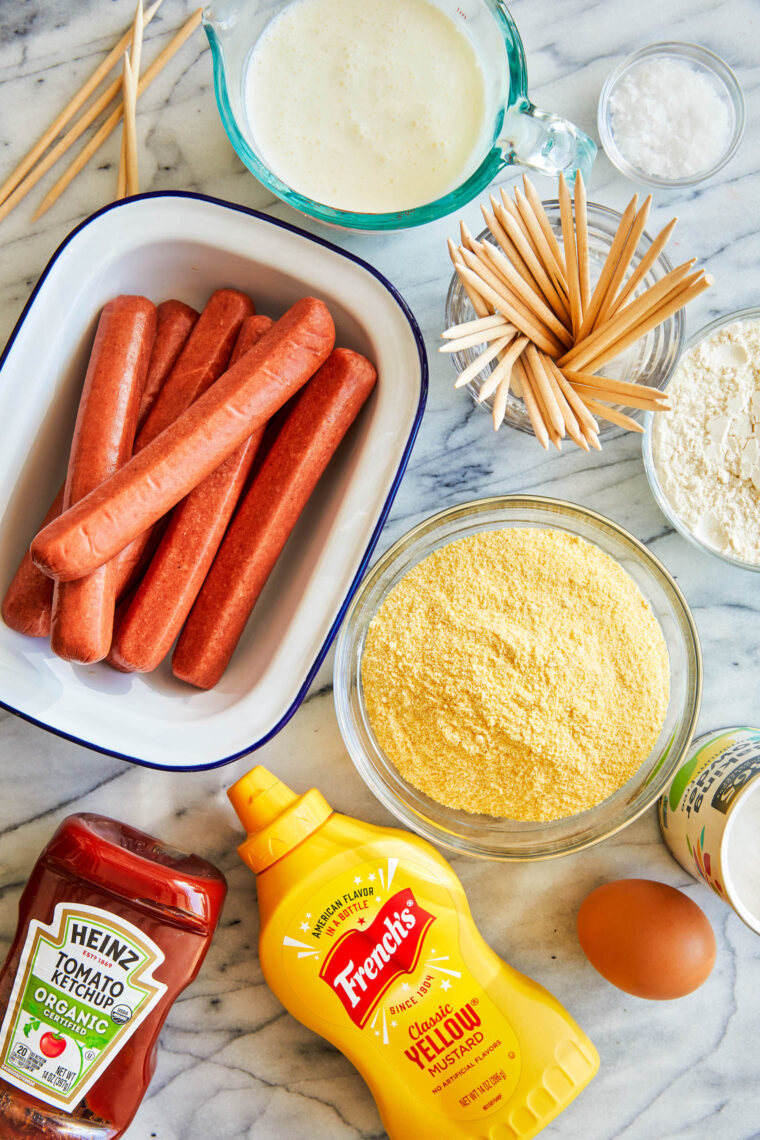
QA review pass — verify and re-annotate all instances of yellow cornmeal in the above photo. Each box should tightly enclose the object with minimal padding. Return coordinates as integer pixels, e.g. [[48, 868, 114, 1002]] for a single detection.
[[361, 528, 670, 822]]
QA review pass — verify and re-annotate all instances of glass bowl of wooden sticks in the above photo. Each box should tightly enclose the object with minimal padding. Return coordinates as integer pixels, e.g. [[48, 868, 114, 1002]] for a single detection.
[[442, 177, 709, 450]]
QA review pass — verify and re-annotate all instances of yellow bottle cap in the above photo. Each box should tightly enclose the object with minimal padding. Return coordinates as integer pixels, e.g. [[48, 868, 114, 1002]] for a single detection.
[[228, 765, 331, 873]]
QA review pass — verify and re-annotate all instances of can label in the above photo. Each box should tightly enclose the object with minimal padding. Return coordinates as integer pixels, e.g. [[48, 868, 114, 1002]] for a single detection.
[[0, 903, 167, 1112], [660, 727, 760, 901]]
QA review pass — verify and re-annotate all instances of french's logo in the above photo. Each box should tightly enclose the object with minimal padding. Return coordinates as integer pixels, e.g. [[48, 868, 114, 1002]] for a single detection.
[[319, 889, 434, 1027]]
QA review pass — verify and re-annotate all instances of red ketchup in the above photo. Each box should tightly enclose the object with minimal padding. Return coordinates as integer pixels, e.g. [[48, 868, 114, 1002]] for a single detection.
[[0, 814, 227, 1137]]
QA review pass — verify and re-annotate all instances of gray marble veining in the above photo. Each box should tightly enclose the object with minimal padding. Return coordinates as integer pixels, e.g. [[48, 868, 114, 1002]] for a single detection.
[[0, 0, 759, 1137]]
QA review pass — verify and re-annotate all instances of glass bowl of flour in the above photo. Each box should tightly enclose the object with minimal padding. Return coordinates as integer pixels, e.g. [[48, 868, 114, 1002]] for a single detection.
[[645, 308, 760, 571]]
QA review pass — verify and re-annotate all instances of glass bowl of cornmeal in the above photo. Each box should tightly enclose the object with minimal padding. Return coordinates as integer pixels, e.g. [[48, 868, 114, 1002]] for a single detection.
[[334, 495, 701, 860]]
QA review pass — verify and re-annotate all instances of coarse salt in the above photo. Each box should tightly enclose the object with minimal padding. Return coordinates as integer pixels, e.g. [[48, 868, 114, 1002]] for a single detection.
[[609, 55, 732, 180]]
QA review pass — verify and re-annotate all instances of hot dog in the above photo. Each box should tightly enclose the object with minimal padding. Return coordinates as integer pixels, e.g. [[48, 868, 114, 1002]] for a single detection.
[[32, 297, 335, 582], [172, 347, 377, 689], [1, 487, 64, 638], [112, 288, 254, 597], [109, 314, 274, 672], [1, 298, 196, 639], [50, 295, 156, 663], [137, 299, 199, 431]]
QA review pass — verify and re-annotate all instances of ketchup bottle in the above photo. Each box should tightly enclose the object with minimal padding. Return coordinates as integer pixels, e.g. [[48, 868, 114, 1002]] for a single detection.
[[229, 766, 598, 1140], [0, 814, 227, 1138]]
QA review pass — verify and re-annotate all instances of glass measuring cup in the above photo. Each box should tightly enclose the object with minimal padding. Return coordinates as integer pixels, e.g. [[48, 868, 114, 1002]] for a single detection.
[[204, 0, 597, 231]]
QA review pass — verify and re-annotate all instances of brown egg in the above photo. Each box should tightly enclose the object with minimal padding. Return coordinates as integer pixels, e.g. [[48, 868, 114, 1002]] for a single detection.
[[577, 878, 716, 1000]]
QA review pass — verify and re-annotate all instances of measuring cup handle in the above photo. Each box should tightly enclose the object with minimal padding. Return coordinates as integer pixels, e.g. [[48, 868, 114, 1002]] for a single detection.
[[498, 102, 597, 183]]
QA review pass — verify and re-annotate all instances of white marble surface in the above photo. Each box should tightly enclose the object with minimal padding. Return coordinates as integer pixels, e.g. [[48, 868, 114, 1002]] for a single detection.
[[0, 1, 759, 1138]]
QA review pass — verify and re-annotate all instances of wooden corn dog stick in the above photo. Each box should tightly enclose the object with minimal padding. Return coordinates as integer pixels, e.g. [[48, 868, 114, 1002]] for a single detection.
[[607, 217, 678, 317], [580, 395, 644, 432], [0, 0, 163, 208], [513, 186, 569, 297], [483, 201, 536, 287], [562, 368, 669, 402], [575, 193, 638, 340], [460, 244, 563, 348], [497, 189, 570, 323], [574, 171, 590, 316], [448, 238, 493, 318], [522, 175, 567, 276], [547, 360, 601, 439], [124, 0, 145, 197], [0, 77, 122, 224], [558, 173, 582, 336], [479, 335, 529, 402], [559, 262, 701, 370], [439, 324, 515, 352], [123, 54, 139, 195], [482, 205, 562, 318], [524, 343, 565, 436], [499, 190, 542, 260], [592, 195, 652, 330], [480, 240, 573, 346], [533, 378, 563, 450], [580, 275, 713, 373], [568, 383, 669, 411], [460, 243, 547, 334], [454, 335, 515, 388], [541, 354, 587, 449], [514, 357, 550, 449], [456, 262, 563, 357], [442, 313, 505, 338], [33, 9, 203, 221]]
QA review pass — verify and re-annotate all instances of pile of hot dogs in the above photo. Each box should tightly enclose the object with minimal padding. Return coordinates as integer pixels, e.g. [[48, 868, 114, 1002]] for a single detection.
[[2, 289, 377, 688]]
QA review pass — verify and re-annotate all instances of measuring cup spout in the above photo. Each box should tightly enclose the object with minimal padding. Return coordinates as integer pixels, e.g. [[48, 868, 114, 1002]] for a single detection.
[[498, 102, 597, 183]]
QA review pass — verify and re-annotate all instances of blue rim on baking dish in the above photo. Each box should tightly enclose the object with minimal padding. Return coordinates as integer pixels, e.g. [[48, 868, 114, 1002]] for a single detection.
[[0, 191, 428, 771]]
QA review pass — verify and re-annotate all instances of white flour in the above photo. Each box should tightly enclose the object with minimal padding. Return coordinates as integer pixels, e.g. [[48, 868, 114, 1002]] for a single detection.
[[651, 318, 760, 564]]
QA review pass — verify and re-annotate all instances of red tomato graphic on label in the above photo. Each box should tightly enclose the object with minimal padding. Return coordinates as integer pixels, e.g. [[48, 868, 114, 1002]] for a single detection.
[[39, 1032, 66, 1059]]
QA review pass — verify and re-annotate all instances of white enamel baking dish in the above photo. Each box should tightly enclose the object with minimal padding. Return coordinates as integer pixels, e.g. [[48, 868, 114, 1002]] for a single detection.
[[0, 192, 427, 769]]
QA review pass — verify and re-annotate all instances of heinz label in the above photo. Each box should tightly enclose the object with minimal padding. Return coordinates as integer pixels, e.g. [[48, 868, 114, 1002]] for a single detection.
[[281, 856, 523, 1121], [0, 903, 167, 1112]]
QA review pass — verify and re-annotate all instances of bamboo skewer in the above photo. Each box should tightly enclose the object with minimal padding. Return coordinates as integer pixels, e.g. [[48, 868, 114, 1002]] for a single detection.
[[592, 194, 652, 330], [607, 216, 678, 317], [480, 335, 529, 403], [580, 396, 645, 433], [562, 369, 669, 406], [575, 194, 638, 341], [33, 8, 203, 221], [442, 314, 505, 339], [479, 240, 573, 346], [559, 262, 702, 371], [448, 238, 492, 319], [515, 358, 550, 449], [483, 201, 535, 288], [513, 186, 568, 294], [574, 172, 590, 316], [122, 53, 140, 195], [522, 175, 566, 277], [524, 344, 565, 436], [456, 261, 564, 358], [440, 324, 515, 352], [558, 173, 582, 337], [118, 0, 145, 199], [496, 190, 571, 324], [0, 76, 122, 225], [579, 275, 713, 374], [0, 0, 163, 209], [444, 179, 709, 453]]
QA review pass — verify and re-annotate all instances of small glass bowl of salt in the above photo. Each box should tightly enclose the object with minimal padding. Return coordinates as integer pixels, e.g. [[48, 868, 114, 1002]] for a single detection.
[[598, 42, 745, 188]]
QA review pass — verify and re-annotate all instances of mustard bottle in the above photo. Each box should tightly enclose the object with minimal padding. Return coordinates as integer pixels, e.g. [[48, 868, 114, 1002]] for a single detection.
[[229, 766, 598, 1139]]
